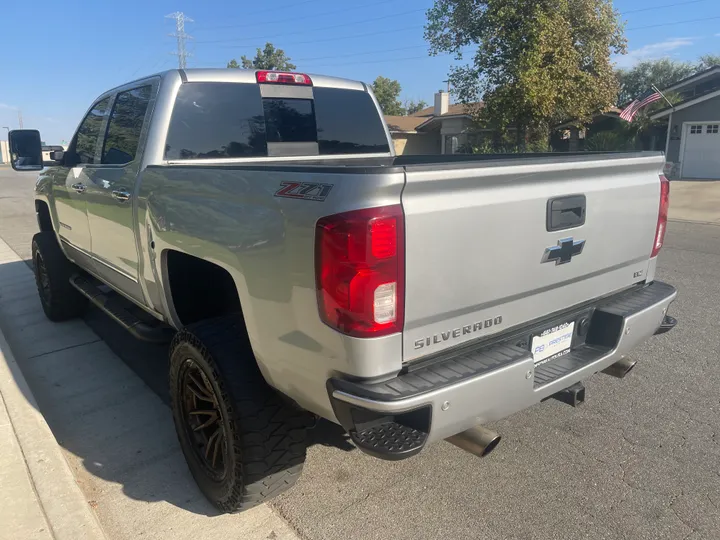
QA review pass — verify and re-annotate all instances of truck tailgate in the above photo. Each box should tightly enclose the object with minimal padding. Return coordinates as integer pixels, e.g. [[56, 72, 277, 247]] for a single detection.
[[401, 154, 665, 362]]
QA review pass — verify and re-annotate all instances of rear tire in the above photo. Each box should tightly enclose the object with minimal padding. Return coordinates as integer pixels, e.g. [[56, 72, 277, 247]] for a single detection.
[[169, 315, 312, 513], [32, 232, 87, 321]]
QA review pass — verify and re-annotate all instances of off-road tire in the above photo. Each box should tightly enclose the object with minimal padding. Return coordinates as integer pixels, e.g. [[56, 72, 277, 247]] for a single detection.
[[31, 232, 87, 321], [169, 315, 312, 513]]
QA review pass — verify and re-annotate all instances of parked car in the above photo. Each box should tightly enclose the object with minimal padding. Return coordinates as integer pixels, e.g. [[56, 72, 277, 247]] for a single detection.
[[9, 68, 677, 513]]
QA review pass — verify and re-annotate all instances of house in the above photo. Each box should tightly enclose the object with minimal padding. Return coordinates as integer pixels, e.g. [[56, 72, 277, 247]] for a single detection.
[[386, 92, 482, 155], [651, 64, 720, 179], [385, 115, 439, 155]]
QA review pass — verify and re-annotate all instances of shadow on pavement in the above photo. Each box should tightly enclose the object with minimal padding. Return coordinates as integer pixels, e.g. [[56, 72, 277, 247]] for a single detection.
[[0, 257, 354, 519]]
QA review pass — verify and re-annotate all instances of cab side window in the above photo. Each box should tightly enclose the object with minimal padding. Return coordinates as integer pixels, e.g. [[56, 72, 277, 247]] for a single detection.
[[74, 97, 111, 164], [101, 85, 153, 165]]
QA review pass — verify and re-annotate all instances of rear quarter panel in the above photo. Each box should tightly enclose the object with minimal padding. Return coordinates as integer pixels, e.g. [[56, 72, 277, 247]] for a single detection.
[[136, 165, 405, 420]]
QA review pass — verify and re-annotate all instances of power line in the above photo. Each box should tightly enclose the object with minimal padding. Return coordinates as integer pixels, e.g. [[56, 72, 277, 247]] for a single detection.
[[300, 11, 720, 69], [623, 0, 709, 14], [205, 11, 720, 51], [626, 14, 720, 31], [166, 11, 194, 69], [196, 9, 427, 45], [195, 0, 320, 26], [218, 24, 425, 49], [195, 0, 708, 46], [312, 54, 446, 69], [194, 0, 406, 31], [294, 44, 431, 62]]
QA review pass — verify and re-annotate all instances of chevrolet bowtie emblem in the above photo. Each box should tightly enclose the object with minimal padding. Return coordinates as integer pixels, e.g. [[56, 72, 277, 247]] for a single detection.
[[542, 238, 585, 265]]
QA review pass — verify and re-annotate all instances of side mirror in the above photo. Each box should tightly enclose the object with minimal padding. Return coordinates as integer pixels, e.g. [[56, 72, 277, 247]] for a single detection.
[[49, 150, 64, 162], [9, 130, 43, 171]]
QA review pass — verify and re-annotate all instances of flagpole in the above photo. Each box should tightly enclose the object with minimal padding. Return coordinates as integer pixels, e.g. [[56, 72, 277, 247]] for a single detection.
[[652, 84, 674, 110]]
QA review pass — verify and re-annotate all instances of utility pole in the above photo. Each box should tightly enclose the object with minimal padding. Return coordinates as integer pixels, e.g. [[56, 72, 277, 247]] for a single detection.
[[166, 12, 193, 69], [17, 110, 23, 129]]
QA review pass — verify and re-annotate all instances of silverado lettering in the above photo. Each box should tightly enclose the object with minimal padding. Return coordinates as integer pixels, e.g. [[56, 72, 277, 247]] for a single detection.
[[414, 316, 504, 349]]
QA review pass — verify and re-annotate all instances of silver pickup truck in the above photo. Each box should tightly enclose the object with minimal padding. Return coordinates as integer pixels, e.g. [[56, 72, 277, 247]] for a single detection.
[[8, 68, 677, 513]]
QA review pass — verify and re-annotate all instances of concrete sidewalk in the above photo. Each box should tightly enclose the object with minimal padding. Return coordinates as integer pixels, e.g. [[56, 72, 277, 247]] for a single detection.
[[0, 247, 106, 540], [669, 180, 720, 225], [0, 237, 300, 540]]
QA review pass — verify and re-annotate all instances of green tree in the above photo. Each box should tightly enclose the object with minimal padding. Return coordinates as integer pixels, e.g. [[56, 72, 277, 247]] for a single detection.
[[404, 99, 428, 115], [227, 42, 296, 71], [372, 76, 405, 115], [697, 54, 720, 71], [425, 0, 626, 148], [616, 59, 695, 104]]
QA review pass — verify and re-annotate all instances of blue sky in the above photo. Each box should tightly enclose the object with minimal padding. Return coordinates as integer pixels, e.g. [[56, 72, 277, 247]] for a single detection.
[[1, 0, 718, 144]]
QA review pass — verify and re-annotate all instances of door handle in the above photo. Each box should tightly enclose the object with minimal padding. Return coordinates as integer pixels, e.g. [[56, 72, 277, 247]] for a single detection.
[[71, 183, 86, 193], [112, 189, 131, 203]]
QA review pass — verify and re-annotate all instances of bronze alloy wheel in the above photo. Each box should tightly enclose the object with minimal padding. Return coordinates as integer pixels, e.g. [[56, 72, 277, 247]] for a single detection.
[[179, 359, 228, 478]]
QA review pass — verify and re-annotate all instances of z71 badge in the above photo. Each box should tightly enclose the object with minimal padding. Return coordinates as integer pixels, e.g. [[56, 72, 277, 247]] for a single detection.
[[275, 182, 333, 202]]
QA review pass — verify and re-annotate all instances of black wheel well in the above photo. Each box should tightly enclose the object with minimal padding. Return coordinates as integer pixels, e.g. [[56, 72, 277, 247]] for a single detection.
[[165, 250, 243, 327], [35, 200, 53, 232]]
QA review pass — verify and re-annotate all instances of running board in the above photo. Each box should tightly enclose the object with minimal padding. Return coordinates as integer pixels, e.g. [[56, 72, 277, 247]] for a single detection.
[[70, 274, 174, 343]]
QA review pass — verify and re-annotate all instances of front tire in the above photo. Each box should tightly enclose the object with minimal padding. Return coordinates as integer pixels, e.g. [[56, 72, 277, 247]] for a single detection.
[[169, 315, 311, 513], [32, 232, 87, 321]]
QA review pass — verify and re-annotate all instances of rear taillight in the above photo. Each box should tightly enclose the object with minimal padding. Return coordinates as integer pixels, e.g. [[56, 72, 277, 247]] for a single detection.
[[256, 70, 312, 85], [651, 174, 670, 258], [315, 205, 405, 338]]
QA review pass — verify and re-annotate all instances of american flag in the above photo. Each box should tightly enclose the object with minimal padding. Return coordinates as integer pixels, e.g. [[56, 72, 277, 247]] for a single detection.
[[619, 88, 663, 122]]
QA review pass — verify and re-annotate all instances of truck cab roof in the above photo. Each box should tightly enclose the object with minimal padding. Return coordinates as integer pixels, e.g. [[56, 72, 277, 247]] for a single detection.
[[118, 68, 368, 93]]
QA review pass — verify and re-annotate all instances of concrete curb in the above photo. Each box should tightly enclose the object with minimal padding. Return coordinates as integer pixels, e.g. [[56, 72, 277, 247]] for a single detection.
[[0, 301, 106, 540]]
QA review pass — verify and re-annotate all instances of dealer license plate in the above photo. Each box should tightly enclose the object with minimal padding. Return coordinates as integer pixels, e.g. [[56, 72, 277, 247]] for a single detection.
[[531, 321, 575, 365]]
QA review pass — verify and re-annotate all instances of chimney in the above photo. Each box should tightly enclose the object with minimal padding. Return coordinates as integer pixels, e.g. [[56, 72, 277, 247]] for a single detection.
[[434, 91, 449, 116]]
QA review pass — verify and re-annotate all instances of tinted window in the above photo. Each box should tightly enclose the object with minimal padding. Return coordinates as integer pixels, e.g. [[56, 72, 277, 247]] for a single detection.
[[165, 83, 266, 159], [75, 97, 111, 164], [314, 87, 390, 155], [262, 99, 317, 143], [102, 86, 153, 165]]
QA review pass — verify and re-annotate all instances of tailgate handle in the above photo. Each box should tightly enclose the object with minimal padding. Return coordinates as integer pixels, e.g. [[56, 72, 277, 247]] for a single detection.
[[547, 195, 586, 231]]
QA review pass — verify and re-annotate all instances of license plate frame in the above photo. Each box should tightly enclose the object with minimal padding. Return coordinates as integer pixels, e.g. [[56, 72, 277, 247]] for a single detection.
[[531, 321, 576, 365]]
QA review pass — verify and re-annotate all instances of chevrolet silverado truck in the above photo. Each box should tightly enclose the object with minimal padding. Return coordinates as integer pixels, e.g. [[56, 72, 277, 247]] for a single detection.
[[8, 68, 677, 513]]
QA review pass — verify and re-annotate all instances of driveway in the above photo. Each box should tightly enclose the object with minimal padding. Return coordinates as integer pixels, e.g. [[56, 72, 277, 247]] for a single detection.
[[0, 167, 718, 539], [669, 180, 720, 224]]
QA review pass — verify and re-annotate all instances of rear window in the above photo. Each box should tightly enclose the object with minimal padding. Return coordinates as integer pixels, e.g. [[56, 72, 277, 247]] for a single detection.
[[165, 82, 389, 160]]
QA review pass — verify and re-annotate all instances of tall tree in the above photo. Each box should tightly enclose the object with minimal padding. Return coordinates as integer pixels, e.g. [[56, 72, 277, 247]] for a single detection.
[[227, 42, 296, 71], [372, 76, 405, 115], [425, 0, 626, 147], [404, 99, 429, 115], [617, 59, 695, 104]]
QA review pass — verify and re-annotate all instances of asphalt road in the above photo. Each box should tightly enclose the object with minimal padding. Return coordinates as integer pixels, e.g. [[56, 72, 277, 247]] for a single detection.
[[1, 166, 718, 539]]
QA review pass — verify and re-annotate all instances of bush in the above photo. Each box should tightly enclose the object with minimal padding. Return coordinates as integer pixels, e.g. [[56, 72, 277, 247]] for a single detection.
[[585, 131, 637, 151]]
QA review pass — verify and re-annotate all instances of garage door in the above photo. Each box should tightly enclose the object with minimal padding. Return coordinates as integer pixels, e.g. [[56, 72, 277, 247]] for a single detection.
[[682, 123, 720, 179]]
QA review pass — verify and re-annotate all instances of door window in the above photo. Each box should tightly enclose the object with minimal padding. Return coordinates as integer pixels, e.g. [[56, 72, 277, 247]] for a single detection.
[[74, 97, 111, 164], [101, 86, 153, 165], [690, 125, 703, 134], [707, 124, 719, 134]]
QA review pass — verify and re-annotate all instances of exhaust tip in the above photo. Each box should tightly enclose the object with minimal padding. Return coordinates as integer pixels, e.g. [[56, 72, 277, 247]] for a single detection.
[[446, 426, 501, 458], [481, 434, 501, 457], [623, 360, 637, 377], [602, 357, 637, 379]]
